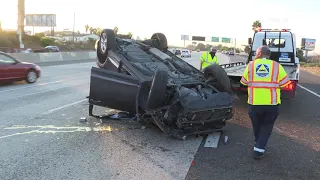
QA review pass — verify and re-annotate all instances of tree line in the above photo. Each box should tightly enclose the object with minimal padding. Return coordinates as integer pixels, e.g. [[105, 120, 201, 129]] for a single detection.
[[84, 25, 133, 38], [186, 43, 241, 53]]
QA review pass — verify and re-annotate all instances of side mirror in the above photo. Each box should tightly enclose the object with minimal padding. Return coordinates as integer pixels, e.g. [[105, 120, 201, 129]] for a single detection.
[[248, 38, 252, 45]]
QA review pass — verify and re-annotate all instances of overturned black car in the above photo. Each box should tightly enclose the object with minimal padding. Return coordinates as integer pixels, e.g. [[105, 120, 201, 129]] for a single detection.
[[88, 29, 234, 140]]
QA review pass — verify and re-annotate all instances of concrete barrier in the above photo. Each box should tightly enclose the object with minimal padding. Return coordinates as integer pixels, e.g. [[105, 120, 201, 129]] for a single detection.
[[7, 51, 96, 64]]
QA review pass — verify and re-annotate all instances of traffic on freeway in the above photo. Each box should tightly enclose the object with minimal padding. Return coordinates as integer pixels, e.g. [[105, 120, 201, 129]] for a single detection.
[[0, 52, 41, 84], [0, 47, 319, 180]]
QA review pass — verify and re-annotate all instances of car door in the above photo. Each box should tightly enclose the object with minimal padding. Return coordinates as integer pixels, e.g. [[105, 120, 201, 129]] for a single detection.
[[0, 54, 19, 80], [0, 54, 22, 80], [89, 66, 140, 113], [0, 59, 9, 81]]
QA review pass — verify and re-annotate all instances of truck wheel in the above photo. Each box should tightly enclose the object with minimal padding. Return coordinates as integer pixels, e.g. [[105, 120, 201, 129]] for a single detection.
[[203, 64, 232, 93], [151, 33, 168, 51], [97, 29, 117, 68], [146, 69, 168, 109]]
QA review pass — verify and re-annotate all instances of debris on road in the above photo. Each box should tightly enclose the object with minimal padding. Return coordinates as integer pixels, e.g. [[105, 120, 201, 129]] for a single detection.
[[204, 132, 221, 148], [224, 136, 229, 145], [79, 117, 87, 122]]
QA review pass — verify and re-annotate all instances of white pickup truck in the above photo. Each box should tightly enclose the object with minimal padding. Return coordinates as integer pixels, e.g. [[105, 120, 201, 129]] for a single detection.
[[221, 29, 300, 97]]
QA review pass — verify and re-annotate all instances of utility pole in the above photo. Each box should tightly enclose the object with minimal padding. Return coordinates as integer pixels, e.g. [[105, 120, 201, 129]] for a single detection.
[[73, 12, 75, 42], [17, 0, 25, 49]]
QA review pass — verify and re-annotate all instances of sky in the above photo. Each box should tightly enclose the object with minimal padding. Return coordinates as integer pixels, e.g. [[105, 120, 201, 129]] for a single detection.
[[0, 0, 319, 54]]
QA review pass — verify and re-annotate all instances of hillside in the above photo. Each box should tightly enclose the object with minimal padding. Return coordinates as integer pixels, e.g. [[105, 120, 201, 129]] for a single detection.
[[0, 31, 95, 52]]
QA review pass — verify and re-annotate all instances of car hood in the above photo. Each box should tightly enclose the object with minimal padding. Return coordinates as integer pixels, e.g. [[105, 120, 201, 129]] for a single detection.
[[18, 61, 37, 66], [18, 61, 39, 68]]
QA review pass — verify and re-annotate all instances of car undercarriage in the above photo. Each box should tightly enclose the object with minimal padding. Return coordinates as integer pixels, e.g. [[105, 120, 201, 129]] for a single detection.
[[88, 29, 234, 140]]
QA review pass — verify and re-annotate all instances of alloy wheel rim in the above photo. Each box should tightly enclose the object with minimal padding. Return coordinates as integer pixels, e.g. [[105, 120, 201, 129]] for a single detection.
[[100, 33, 107, 53], [28, 71, 37, 82]]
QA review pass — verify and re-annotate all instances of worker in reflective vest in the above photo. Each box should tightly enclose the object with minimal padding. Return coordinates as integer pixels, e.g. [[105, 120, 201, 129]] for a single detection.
[[200, 48, 219, 70], [240, 45, 290, 160]]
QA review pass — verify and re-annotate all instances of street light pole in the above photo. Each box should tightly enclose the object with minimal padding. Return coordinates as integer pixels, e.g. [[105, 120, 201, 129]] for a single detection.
[[234, 38, 237, 53], [17, 0, 25, 49]]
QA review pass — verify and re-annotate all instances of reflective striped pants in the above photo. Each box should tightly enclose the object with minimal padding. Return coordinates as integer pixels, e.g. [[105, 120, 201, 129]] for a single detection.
[[248, 104, 279, 149]]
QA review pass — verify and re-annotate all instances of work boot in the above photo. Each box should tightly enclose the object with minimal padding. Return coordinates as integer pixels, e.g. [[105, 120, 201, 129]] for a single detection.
[[253, 150, 264, 160]]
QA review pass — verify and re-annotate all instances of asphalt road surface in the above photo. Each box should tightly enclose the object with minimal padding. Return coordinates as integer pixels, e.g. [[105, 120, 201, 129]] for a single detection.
[[0, 52, 319, 180], [186, 54, 320, 180]]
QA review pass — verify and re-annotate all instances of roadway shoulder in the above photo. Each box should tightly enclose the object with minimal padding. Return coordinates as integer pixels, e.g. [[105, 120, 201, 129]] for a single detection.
[[299, 70, 320, 94]]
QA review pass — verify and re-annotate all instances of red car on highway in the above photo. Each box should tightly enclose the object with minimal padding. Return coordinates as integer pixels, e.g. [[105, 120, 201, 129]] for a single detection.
[[0, 52, 41, 83]]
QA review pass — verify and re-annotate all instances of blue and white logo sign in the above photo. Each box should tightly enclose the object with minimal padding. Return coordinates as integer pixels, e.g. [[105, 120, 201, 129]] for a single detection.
[[255, 64, 270, 77], [279, 52, 290, 62], [280, 53, 289, 58]]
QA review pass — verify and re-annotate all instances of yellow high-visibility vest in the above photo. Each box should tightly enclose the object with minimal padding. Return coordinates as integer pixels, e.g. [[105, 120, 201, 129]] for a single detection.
[[240, 58, 290, 105], [200, 52, 219, 69]]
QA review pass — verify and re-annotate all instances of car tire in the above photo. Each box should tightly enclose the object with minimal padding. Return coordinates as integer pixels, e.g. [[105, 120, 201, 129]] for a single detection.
[[97, 29, 117, 68], [26, 69, 38, 83], [146, 69, 168, 110], [151, 33, 168, 51], [203, 64, 232, 93]]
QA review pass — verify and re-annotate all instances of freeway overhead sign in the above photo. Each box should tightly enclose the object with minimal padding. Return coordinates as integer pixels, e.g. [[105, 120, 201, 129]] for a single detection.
[[211, 37, 219, 42], [181, 35, 189, 40], [221, 37, 231, 43], [192, 36, 206, 41]]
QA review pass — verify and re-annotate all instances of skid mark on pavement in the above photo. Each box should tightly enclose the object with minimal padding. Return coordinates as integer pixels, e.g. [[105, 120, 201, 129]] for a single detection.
[[0, 124, 202, 180], [0, 124, 137, 139]]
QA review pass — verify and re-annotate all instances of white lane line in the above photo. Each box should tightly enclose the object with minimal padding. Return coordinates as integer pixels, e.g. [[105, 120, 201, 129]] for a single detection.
[[0, 80, 63, 93], [42, 99, 88, 115], [2, 82, 89, 100], [297, 84, 320, 98], [204, 132, 221, 148]]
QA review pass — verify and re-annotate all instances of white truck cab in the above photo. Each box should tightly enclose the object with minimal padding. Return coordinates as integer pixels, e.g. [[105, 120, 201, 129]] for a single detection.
[[223, 28, 300, 97]]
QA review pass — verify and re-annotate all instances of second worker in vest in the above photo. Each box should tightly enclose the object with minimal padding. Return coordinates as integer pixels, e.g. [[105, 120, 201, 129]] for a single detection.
[[240, 45, 290, 160], [200, 48, 219, 71]]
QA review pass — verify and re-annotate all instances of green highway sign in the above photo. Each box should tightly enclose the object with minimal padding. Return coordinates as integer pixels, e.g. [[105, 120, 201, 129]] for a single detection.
[[221, 37, 231, 43], [211, 37, 219, 42]]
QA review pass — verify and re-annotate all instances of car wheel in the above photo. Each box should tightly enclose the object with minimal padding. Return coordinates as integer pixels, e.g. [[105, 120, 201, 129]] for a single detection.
[[97, 29, 116, 68], [146, 69, 168, 110], [26, 70, 38, 83], [151, 33, 168, 51], [203, 64, 232, 93]]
